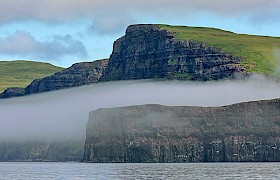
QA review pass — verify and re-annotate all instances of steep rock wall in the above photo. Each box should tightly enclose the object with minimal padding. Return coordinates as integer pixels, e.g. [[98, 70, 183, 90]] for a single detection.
[[83, 99, 280, 162], [100, 24, 246, 81]]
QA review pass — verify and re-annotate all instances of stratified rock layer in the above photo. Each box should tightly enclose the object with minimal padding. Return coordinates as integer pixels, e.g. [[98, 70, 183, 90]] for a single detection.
[[83, 99, 280, 162], [100, 24, 246, 81], [0, 59, 108, 98], [0, 87, 25, 98], [25, 59, 108, 94]]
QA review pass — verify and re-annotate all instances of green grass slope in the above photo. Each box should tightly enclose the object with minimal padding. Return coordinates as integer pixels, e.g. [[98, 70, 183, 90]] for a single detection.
[[0, 60, 64, 92], [159, 25, 280, 78]]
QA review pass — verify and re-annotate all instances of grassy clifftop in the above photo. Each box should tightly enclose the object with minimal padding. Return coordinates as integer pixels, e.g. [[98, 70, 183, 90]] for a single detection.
[[0, 60, 63, 92], [159, 25, 280, 78]]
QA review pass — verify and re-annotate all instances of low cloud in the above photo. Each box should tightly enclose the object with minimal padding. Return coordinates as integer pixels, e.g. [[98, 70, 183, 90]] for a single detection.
[[0, 31, 87, 60], [0, 75, 280, 141]]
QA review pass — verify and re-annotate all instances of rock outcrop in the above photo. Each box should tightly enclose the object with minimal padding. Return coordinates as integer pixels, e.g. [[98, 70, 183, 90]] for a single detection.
[[0, 87, 25, 98], [100, 24, 246, 81], [83, 99, 280, 162], [25, 59, 108, 94], [0, 59, 108, 98]]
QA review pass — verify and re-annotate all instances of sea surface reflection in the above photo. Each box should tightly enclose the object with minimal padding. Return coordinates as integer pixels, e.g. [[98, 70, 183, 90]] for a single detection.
[[0, 162, 279, 179]]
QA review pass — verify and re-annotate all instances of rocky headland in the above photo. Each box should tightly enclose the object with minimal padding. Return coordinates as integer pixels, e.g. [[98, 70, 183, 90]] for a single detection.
[[100, 24, 246, 81], [83, 99, 280, 163], [0, 24, 249, 98]]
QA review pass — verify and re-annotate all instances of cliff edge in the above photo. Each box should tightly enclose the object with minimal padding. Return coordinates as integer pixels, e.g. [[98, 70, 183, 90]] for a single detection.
[[83, 99, 280, 162]]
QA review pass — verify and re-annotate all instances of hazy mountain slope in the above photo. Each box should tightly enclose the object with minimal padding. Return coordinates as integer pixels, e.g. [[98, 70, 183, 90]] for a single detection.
[[0, 60, 63, 92]]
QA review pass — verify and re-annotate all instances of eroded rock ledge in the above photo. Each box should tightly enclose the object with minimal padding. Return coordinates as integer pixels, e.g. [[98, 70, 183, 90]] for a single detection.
[[83, 99, 280, 162]]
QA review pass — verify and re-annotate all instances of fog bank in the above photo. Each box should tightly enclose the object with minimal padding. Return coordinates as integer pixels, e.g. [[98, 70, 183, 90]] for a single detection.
[[0, 75, 280, 140]]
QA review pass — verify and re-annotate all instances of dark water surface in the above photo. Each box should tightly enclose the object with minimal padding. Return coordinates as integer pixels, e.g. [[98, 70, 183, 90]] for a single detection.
[[0, 162, 280, 179]]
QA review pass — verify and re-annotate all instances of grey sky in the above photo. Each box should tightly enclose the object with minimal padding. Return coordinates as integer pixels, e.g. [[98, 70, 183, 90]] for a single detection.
[[0, 0, 279, 33], [0, 0, 279, 21]]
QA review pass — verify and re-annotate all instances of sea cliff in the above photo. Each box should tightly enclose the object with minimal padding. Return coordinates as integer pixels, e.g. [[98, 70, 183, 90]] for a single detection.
[[83, 99, 280, 162]]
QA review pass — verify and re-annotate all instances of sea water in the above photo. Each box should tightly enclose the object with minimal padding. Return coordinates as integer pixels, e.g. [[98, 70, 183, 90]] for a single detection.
[[0, 162, 279, 179]]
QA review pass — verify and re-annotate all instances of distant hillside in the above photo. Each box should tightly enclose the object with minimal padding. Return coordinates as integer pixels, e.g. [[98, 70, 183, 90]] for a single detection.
[[159, 25, 280, 78], [0, 60, 63, 92]]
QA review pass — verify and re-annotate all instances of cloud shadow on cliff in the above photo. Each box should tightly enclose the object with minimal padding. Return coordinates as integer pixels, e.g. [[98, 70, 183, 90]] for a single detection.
[[0, 75, 280, 141]]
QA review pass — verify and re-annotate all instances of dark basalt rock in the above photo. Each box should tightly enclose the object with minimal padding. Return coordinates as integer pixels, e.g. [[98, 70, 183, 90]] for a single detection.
[[25, 59, 108, 94], [83, 99, 280, 163], [0, 87, 25, 98], [100, 24, 247, 81], [0, 59, 108, 98]]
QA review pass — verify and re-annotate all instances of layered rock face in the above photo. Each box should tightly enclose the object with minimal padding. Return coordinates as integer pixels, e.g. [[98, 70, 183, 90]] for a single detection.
[[0, 87, 25, 98], [100, 24, 246, 81], [83, 99, 280, 163], [0, 59, 108, 98], [25, 59, 108, 94]]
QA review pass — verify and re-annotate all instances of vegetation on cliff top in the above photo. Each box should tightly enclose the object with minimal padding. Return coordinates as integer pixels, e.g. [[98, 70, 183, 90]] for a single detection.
[[0, 60, 63, 92], [159, 25, 280, 78]]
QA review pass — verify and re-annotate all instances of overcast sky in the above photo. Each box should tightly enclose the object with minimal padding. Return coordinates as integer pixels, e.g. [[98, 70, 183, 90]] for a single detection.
[[0, 0, 280, 67]]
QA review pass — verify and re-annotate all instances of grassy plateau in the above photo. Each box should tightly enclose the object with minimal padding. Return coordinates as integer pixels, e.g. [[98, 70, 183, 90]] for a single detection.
[[159, 25, 280, 78], [0, 60, 63, 92]]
